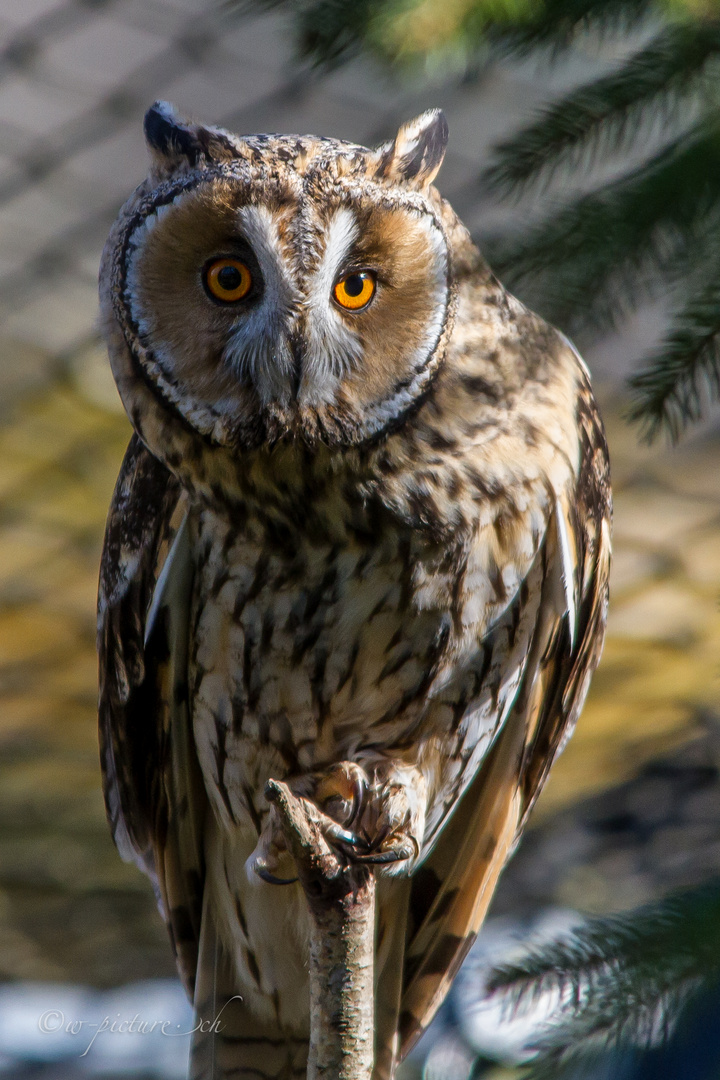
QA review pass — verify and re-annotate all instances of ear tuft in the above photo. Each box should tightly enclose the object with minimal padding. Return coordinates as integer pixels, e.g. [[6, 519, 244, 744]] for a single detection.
[[143, 101, 239, 171], [144, 101, 204, 167], [374, 109, 448, 190]]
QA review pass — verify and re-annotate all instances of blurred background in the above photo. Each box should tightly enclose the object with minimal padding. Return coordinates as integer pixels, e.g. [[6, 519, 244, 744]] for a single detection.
[[1, 0, 720, 1076]]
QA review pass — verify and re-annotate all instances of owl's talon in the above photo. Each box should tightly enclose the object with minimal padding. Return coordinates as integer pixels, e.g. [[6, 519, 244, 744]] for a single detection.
[[256, 867, 298, 886], [349, 774, 366, 827], [353, 849, 406, 866], [314, 762, 369, 831], [350, 834, 416, 866]]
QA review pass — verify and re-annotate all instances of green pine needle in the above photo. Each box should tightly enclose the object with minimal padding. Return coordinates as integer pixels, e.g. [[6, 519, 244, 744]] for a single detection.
[[228, 0, 659, 67], [486, 121, 720, 332], [627, 268, 720, 440], [483, 25, 720, 196], [488, 883, 720, 1076], [500, 0, 654, 50]]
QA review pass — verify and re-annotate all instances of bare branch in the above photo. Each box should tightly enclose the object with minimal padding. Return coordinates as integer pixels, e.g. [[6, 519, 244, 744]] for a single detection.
[[265, 779, 376, 1080]]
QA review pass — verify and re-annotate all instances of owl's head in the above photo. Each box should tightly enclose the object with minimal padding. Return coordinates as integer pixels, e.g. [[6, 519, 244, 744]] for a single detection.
[[101, 102, 462, 458]]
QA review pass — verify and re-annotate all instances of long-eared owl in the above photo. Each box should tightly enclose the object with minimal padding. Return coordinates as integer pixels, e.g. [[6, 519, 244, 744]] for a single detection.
[[98, 101, 611, 1080]]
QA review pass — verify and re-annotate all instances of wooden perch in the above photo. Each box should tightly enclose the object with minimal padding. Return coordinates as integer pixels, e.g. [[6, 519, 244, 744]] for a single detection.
[[265, 778, 376, 1080]]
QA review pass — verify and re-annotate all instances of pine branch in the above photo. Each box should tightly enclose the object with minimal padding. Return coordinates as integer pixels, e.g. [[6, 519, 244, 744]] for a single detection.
[[486, 121, 720, 330], [296, 0, 383, 68], [229, 0, 658, 67], [488, 883, 720, 1075], [483, 25, 720, 196], [627, 264, 720, 440], [227, 0, 387, 68], [499, 0, 654, 50]]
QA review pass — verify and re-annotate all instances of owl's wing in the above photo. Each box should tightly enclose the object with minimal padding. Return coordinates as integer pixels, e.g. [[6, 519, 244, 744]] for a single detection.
[[98, 435, 207, 994], [395, 379, 611, 1061]]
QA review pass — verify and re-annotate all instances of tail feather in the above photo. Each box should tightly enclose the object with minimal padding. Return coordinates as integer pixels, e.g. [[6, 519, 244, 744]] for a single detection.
[[374, 877, 413, 1079], [191, 895, 308, 1080]]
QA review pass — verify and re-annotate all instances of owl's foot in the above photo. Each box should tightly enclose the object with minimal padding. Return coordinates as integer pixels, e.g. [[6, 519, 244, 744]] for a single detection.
[[247, 807, 358, 885], [314, 761, 368, 831], [247, 759, 426, 883], [247, 767, 361, 886], [314, 759, 426, 876], [246, 827, 297, 885]]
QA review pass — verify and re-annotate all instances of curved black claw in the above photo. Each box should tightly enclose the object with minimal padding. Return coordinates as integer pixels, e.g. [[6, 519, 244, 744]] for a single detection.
[[256, 868, 298, 886], [348, 774, 367, 829], [352, 848, 408, 866]]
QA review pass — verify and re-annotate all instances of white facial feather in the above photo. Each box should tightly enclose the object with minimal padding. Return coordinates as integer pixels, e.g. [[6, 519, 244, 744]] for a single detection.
[[224, 204, 298, 406], [300, 207, 364, 403]]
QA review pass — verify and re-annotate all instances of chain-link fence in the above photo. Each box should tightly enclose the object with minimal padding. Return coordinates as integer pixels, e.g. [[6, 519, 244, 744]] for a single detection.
[[0, 0, 567, 415]]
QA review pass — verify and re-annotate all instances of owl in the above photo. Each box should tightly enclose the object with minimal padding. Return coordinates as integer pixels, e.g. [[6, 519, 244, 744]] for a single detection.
[[97, 101, 611, 1080]]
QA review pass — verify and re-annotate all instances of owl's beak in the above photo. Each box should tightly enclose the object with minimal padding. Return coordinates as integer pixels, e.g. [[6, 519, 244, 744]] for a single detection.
[[288, 334, 305, 400]]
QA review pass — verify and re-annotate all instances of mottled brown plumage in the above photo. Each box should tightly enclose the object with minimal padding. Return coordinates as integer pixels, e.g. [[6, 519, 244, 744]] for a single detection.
[[98, 101, 611, 1080]]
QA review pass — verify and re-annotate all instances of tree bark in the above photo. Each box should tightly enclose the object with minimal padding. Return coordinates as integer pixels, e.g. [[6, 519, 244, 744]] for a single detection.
[[265, 779, 376, 1080]]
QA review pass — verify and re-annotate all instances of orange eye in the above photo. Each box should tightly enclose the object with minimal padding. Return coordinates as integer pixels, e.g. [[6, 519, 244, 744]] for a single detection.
[[205, 258, 253, 303], [333, 271, 376, 311]]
